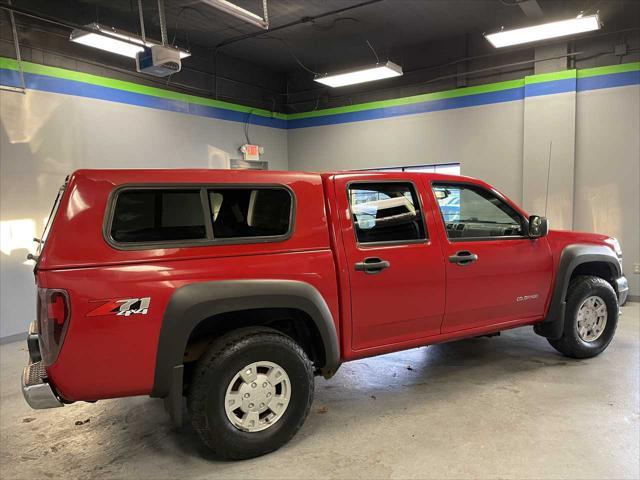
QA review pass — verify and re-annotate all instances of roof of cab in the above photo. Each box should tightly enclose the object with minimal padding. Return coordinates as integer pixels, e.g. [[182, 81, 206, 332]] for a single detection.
[[71, 168, 476, 184]]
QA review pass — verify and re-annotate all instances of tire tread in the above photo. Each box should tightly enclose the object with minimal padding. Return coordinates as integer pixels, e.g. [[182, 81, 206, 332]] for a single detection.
[[188, 327, 314, 459], [547, 275, 618, 358]]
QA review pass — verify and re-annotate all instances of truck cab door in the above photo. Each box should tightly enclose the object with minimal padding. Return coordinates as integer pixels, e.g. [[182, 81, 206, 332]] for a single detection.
[[333, 174, 446, 352], [427, 180, 553, 333]]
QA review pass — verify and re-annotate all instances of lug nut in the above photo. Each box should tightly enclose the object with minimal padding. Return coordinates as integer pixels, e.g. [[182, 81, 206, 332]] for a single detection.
[[244, 393, 250, 398], [262, 382, 267, 388], [260, 403, 265, 408], [249, 403, 254, 408], [267, 392, 272, 397], [251, 382, 257, 388]]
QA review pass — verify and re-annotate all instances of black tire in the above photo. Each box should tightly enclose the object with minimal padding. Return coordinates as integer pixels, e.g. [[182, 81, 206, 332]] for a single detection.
[[547, 275, 618, 358], [188, 327, 314, 460]]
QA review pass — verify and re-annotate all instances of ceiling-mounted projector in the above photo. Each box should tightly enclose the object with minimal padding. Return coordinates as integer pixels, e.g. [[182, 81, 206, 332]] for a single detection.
[[136, 45, 181, 77]]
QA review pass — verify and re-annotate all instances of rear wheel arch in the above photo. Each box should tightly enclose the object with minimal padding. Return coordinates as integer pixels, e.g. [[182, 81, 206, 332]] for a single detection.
[[534, 244, 621, 340], [184, 307, 327, 374], [151, 280, 340, 399]]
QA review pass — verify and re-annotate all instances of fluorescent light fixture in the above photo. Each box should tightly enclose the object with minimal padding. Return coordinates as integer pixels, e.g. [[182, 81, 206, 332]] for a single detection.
[[314, 61, 403, 88], [200, 0, 268, 29], [485, 14, 601, 48], [70, 23, 190, 59]]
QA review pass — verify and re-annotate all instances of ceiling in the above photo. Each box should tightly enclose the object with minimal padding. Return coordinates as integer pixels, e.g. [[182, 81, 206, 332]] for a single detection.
[[10, 0, 640, 74], [2, 0, 638, 113]]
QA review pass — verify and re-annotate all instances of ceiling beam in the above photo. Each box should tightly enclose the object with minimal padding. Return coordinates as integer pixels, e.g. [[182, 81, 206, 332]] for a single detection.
[[215, 0, 384, 49], [518, 0, 544, 18]]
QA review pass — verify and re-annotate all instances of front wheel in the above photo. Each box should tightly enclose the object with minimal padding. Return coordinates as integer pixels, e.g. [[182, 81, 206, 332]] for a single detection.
[[188, 327, 314, 459], [547, 275, 618, 358]]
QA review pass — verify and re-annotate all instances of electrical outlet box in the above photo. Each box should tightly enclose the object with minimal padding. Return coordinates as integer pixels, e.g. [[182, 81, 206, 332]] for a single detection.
[[614, 43, 628, 57], [633, 263, 640, 274]]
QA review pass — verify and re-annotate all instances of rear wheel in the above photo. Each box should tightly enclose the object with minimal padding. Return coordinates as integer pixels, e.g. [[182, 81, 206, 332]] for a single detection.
[[188, 327, 314, 459], [547, 276, 618, 358]]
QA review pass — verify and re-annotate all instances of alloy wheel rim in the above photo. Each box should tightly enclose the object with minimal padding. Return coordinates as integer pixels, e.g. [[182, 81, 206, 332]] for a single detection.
[[224, 361, 291, 432], [576, 295, 608, 342]]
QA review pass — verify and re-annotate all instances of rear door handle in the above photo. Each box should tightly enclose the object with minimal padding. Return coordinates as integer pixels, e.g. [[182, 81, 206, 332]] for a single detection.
[[355, 257, 391, 274], [449, 250, 478, 266]]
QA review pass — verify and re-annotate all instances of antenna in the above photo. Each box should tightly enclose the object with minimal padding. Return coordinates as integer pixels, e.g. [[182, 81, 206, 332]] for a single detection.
[[544, 141, 552, 217]]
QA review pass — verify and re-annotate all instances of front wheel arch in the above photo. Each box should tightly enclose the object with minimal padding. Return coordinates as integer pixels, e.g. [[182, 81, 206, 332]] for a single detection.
[[534, 244, 621, 340], [547, 275, 618, 358]]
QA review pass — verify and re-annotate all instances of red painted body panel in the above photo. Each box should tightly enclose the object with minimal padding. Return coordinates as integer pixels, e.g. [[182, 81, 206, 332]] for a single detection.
[[34, 169, 618, 402], [332, 173, 446, 351], [39, 170, 330, 270], [420, 176, 553, 332], [43, 250, 338, 401]]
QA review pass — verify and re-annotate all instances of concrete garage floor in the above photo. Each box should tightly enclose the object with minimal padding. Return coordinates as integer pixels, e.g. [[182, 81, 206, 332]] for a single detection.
[[1, 303, 638, 480]]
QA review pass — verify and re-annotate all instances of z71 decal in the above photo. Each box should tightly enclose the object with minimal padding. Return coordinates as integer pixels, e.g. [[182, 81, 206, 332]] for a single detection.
[[87, 297, 151, 317]]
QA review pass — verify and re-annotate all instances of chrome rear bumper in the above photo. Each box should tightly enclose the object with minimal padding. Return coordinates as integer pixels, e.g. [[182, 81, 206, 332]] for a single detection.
[[21, 321, 63, 409], [22, 361, 63, 409]]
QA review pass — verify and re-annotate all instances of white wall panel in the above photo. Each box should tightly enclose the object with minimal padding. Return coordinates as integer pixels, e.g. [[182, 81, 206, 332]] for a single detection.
[[288, 101, 525, 203], [574, 85, 640, 296], [522, 91, 577, 230]]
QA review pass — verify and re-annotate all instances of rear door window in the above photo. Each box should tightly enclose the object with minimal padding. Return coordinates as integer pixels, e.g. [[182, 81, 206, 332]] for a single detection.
[[348, 182, 427, 243]]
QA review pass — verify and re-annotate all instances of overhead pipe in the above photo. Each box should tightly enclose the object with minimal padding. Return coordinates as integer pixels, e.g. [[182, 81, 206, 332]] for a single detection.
[[215, 0, 384, 49], [200, 0, 269, 30]]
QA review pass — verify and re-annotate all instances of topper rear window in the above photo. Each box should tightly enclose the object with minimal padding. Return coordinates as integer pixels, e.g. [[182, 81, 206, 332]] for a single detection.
[[110, 189, 206, 243], [107, 185, 294, 247]]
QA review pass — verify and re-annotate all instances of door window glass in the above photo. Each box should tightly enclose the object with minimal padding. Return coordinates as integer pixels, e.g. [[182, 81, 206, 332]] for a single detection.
[[433, 183, 524, 239], [348, 183, 427, 243]]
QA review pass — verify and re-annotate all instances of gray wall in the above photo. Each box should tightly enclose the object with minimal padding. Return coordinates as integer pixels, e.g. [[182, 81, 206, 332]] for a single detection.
[[288, 85, 640, 298], [288, 101, 525, 203], [522, 90, 576, 230], [0, 88, 287, 338], [574, 86, 640, 297]]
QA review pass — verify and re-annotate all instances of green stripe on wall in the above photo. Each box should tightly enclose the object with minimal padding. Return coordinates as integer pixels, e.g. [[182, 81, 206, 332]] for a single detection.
[[0, 57, 286, 120], [289, 63, 639, 120], [577, 61, 640, 78], [286, 79, 526, 120], [525, 69, 576, 84], [1, 57, 638, 121]]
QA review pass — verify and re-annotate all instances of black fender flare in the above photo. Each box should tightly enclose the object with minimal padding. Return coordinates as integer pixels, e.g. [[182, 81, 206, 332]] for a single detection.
[[151, 279, 341, 398], [534, 244, 621, 339]]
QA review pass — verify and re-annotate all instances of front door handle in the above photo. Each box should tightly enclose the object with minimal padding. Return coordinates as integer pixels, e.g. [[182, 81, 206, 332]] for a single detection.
[[355, 257, 391, 274], [449, 250, 478, 266]]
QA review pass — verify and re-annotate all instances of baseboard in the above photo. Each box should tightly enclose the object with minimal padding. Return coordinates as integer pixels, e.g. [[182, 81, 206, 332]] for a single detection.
[[0, 331, 26, 345], [627, 294, 640, 303]]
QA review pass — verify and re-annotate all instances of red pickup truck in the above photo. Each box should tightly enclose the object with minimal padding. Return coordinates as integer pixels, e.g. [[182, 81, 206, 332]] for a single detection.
[[22, 169, 628, 459]]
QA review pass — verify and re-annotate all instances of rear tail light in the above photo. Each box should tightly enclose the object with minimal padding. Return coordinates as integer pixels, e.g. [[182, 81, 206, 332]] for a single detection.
[[37, 288, 71, 366]]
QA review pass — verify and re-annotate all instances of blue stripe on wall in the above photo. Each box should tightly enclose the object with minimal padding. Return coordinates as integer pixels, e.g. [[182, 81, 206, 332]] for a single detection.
[[287, 87, 525, 129], [524, 77, 577, 97], [0, 68, 288, 129], [577, 70, 640, 92], [2, 67, 639, 130]]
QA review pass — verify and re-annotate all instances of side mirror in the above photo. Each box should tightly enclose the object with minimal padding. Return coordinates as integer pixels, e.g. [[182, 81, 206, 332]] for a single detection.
[[528, 215, 549, 238]]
